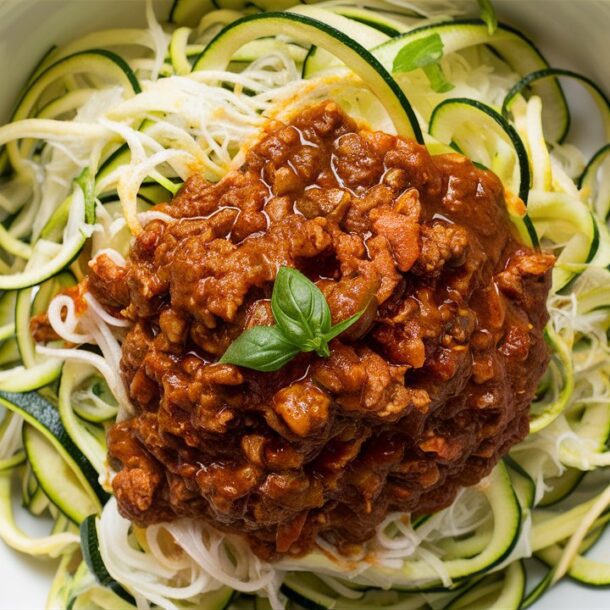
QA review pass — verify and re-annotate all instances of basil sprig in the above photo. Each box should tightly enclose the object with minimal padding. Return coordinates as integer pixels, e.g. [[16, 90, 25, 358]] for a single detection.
[[392, 33, 454, 94], [219, 266, 364, 372]]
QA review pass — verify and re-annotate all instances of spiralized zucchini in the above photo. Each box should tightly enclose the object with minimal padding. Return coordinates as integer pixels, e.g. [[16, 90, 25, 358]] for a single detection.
[[0, 1, 609, 609]]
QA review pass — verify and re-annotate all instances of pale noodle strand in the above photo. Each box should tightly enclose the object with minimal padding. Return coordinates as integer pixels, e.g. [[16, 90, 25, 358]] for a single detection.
[[145, 525, 195, 572], [118, 148, 192, 234], [414, 547, 452, 588], [94, 248, 127, 266], [47, 294, 94, 344], [0, 119, 112, 146], [99, 500, 211, 610], [145, 0, 170, 82], [137, 210, 174, 224], [0, 413, 23, 459], [36, 345, 132, 419], [84, 293, 130, 328], [166, 519, 285, 609]]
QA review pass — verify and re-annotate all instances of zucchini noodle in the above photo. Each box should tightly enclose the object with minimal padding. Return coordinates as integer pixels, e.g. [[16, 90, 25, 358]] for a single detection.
[[0, 1, 608, 609]]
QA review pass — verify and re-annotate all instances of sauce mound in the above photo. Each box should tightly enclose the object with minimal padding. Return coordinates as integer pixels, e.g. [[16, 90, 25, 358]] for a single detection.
[[101, 102, 553, 559]]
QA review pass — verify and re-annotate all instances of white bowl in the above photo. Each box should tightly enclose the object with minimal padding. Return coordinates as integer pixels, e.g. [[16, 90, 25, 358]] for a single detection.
[[0, 1, 608, 609]]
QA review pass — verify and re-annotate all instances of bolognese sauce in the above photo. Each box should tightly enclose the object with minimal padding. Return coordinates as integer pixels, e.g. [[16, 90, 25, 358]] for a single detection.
[[83, 102, 552, 559]]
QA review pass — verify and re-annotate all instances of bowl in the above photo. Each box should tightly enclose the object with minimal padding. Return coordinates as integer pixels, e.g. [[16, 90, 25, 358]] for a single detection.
[[0, 1, 607, 609]]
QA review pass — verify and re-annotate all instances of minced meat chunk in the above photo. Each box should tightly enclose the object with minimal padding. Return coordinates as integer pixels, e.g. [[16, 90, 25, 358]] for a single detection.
[[101, 102, 553, 560]]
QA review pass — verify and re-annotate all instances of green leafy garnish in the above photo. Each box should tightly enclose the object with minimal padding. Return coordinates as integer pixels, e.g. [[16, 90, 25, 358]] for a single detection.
[[220, 326, 301, 373], [478, 0, 498, 35], [393, 33, 444, 72], [220, 266, 365, 372], [392, 33, 454, 94], [271, 265, 332, 355]]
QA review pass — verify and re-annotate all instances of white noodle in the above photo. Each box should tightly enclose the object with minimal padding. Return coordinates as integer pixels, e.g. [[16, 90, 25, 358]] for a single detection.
[[94, 249, 127, 266], [145, 0, 169, 82], [37, 344, 133, 418], [118, 148, 192, 233], [47, 294, 93, 344], [138, 210, 174, 224], [84, 293, 130, 328], [0, 413, 23, 459]]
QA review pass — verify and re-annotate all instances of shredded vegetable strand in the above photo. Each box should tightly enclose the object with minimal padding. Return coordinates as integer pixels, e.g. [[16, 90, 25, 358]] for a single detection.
[[0, 0, 609, 608]]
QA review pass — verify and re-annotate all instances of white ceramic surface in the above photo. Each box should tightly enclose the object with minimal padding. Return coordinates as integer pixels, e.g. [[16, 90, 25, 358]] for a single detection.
[[0, 1, 608, 608]]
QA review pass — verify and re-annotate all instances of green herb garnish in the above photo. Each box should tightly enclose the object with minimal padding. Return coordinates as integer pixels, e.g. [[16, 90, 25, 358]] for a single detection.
[[478, 0, 498, 35], [219, 266, 364, 372], [392, 33, 454, 94]]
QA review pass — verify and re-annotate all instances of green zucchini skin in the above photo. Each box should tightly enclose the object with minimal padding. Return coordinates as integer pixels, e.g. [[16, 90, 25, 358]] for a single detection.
[[23, 423, 100, 524], [428, 96, 539, 249], [0, 390, 108, 505], [373, 18, 568, 143], [193, 11, 424, 143], [580, 143, 610, 219], [80, 515, 136, 605], [502, 67, 610, 145], [429, 97, 532, 203]]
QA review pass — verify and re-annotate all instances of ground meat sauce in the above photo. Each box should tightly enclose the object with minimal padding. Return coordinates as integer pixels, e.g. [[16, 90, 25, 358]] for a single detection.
[[92, 102, 553, 559]]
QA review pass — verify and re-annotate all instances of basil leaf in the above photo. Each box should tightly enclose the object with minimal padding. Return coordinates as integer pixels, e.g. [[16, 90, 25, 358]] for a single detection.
[[478, 0, 498, 35], [219, 326, 300, 372], [324, 310, 365, 342], [302, 336, 331, 358], [271, 266, 332, 346], [423, 64, 454, 94], [392, 33, 453, 94], [393, 33, 444, 74]]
